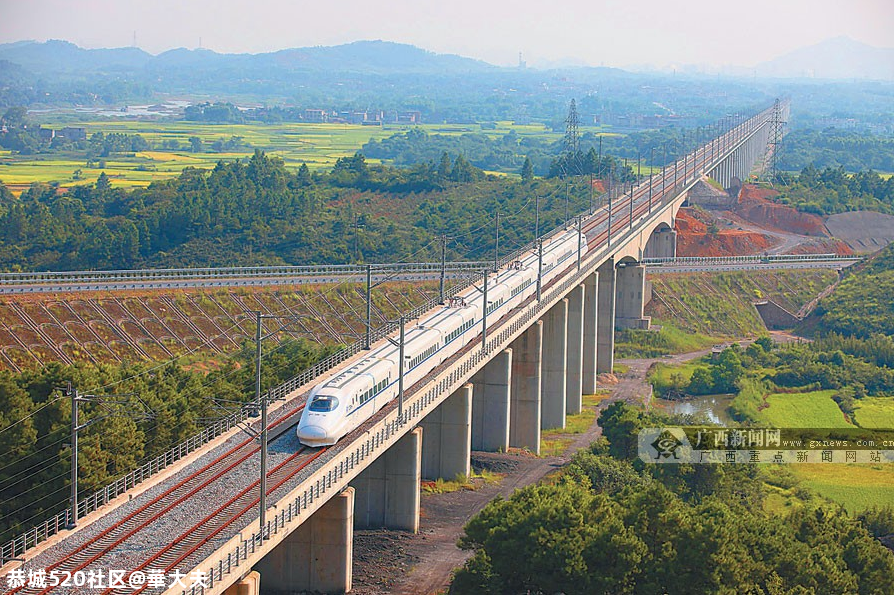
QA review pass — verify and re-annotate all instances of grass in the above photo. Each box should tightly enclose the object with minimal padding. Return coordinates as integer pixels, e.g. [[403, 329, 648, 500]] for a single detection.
[[421, 469, 502, 494], [853, 397, 894, 429], [647, 360, 708, 396], [539, 392, 606, 456], [789, 464, 894, 512], [583, 391, 610, 407], [755, 390, 852, 428], [647, 270, 838, 338], [615, 321, 718, 358], [612, 362, 630, 374]]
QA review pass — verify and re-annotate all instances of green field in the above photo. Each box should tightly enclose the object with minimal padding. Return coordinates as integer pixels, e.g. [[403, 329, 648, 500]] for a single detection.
[[791, 464, 894, 512], [853, 397, 894, 429], [0, 119, 570, 191], [756, 390, 852, 428], [0, 119, 633, 192]]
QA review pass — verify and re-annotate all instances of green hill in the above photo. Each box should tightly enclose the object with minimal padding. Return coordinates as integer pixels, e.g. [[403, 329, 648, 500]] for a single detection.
[[810, 243, 894, 338]]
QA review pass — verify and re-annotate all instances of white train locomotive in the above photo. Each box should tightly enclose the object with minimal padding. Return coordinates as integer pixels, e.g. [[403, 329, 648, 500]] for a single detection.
[[296, 229, 586, 446]]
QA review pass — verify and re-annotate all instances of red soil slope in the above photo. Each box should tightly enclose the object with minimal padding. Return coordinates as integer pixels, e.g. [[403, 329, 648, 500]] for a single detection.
[[735, 185, 827, 236], [675, 209, 775, 257]]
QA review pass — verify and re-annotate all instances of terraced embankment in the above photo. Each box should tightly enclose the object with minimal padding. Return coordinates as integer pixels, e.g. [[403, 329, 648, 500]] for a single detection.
[[0, 282, 441, 371], [646, 269, 839, 337]]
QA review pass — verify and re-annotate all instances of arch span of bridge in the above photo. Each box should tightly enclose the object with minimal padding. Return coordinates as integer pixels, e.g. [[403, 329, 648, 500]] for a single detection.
[[2, 101, 788, 595]]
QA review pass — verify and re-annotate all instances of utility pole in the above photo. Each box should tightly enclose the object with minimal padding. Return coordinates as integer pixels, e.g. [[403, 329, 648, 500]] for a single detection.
[[365, 265, 372, 349], [481, 270, 489, 352], [439, 235, 448, 304], [629, 176, 634, 229], [695, 127, 701, 177], [536, 239, 543, 301], [254, 311, 267, 538], [534, 192, 541, 240], [351, 216, 364, 263], [68, 383, 78, 528], [588, 172, 594, 215], [674, 140, 679, 190], [648, 146, 654, 213], [493, 212, 501, 273], [663, 142, 668, 198], [398, 316, 405, 423], [64, 384, 148, 529], [564, 180, 570, 227], [607, 184, 613, 248], [577, 215, 583, 270], [251, 311, 308, 538], [384, 316, 408, 424]]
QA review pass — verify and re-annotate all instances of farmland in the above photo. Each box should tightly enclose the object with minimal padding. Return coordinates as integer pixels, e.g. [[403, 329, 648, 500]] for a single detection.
[[0, 119, 577, 191]]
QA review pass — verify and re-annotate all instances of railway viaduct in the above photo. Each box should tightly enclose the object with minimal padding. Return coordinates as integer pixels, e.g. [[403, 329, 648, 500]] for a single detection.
[[2, 100, 789, 595]]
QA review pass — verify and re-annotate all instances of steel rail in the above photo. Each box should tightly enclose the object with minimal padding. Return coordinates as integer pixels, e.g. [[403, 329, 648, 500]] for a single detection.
[[10, 403, 306, 595], [110, 447, 327, 595]]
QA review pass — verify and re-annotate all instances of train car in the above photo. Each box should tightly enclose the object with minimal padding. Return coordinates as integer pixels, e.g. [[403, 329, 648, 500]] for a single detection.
[[296, 225, 587, 446]]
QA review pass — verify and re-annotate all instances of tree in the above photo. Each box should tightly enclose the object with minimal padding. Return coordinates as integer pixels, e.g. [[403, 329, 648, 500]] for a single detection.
[[188, 136, 203, 153], [687, 367, 714, 395], [712, 348, 743, 393], [1, 106, 27, 128], [520, 156, 534, 183], [95, 171, 111, 195], [437, 152, 451, 180]]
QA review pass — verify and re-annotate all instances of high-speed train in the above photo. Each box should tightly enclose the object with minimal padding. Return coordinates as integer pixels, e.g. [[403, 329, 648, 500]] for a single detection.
[[296, 228, 586, 446]]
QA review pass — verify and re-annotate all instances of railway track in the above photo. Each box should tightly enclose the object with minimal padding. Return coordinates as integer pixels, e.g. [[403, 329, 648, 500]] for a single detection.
[[10, 402, 308, 595], [106, 446, 327, 595]]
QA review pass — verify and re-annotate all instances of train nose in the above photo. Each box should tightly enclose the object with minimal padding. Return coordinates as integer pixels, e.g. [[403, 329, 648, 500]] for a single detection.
[[297, 424, 330, 446]]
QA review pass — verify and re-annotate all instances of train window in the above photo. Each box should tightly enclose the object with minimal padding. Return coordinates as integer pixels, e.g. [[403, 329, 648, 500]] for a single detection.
[[309, 396, 339, 412]]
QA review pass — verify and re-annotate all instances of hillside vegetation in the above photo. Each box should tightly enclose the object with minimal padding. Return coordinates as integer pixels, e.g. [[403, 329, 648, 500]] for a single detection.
[[0, 150, 592, 272], [646, 269, 838, 337], [810, 243, 894, 337]]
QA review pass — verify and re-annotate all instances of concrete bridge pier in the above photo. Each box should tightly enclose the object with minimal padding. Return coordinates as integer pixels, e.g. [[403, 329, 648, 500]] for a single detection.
[[351, 428, 422, 532], [541, 298, 568, 430], [471, 349, 512, 451], [581, 273, 599, 395], [420, 384, 472, 480], [510, 321, 542, 453], [644, 227, 677, 259], [255, 487, 354, 594], [596, 259, 616, 374], [566, 285, 585, 416], [222, 571, 260, 595], [615, 262, 650, 330]]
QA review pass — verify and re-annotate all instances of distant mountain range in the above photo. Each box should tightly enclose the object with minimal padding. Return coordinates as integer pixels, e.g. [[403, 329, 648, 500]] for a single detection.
[[754, 37, 894, 80], [1, 37, 890, 82], [0, 39, 494, 77]]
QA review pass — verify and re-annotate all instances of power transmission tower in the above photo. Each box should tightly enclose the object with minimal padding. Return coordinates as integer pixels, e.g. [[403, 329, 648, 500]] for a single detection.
[[563, 98, 581, 156], [766, 98, 787, 184], [563, 99, 581, 175]]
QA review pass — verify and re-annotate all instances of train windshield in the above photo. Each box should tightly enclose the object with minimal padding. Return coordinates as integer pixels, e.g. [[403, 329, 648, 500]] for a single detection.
[[309, 396, 339, 412]]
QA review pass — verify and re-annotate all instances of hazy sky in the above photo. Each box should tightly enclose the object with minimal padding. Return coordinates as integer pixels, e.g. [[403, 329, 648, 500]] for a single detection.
[[1, 0, 891, 69]]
